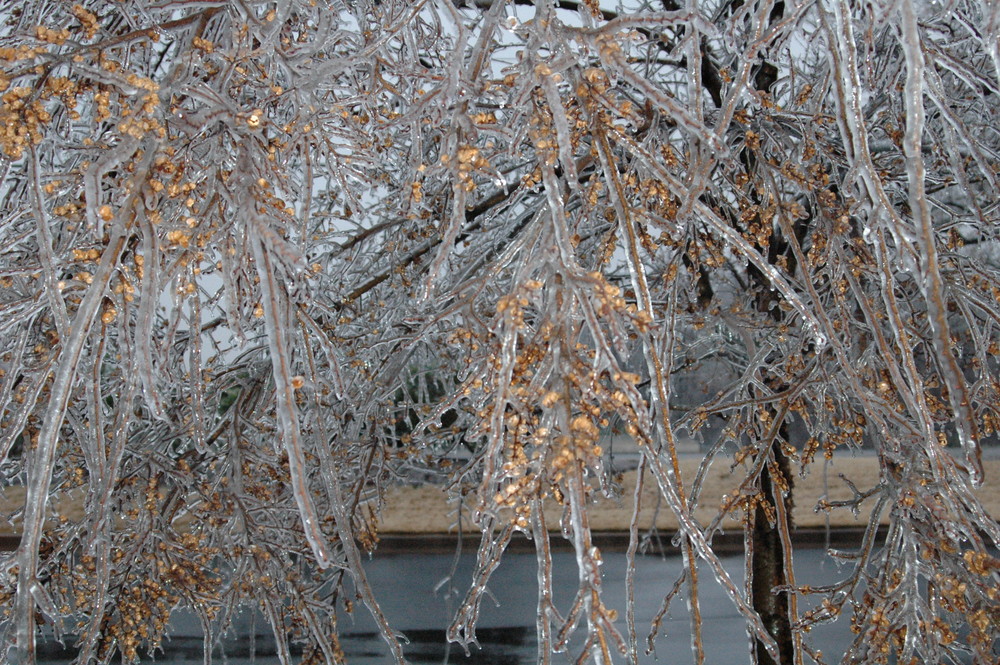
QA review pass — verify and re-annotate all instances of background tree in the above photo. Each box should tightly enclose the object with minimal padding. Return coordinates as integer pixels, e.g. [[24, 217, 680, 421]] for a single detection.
[[0, 1, 998, 664]]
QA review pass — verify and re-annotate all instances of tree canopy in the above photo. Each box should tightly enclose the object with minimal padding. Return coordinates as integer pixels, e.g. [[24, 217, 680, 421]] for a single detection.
[[0, 0, 998, 663]]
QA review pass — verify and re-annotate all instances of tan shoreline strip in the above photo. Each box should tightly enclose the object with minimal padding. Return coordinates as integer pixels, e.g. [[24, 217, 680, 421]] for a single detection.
[[378, 456, 1000, 534], [1, 457, 996, 538]]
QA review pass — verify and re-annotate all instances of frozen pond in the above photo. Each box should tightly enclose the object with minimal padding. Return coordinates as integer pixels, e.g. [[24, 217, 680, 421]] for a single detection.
[[38, 547, 860, 664]]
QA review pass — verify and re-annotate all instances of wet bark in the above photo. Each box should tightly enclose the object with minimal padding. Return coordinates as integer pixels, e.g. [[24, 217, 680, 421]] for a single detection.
[[751, 438, 795, 665], [729, 1, 798, 660]]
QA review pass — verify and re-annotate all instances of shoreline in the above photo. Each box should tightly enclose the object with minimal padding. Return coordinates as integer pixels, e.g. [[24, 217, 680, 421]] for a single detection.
[[4, 455, 998, 554]]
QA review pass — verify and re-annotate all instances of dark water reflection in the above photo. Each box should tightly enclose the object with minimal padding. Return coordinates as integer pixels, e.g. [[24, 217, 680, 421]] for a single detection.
[[39, 548, 857, 664], [344, 627, 534, 665]]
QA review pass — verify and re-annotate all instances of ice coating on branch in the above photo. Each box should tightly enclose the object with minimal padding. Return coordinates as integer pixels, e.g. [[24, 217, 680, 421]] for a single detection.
[[899, 0, 982, 485], [251, 226, 332, 569], [2, 1, 998, 664]]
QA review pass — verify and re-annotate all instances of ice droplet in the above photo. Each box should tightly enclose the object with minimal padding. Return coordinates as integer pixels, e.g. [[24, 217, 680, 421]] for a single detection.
[[807, 323, 828, 351]]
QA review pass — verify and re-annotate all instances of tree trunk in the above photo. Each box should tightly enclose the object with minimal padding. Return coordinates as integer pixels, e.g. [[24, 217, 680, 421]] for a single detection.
[[752, 438, 794, 665]]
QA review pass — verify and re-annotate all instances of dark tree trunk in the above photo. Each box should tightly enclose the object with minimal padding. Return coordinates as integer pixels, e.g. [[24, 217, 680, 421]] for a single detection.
[[667, 0, 799, 659], [739, 1, 799, 659], [752, 438, 795, 665]]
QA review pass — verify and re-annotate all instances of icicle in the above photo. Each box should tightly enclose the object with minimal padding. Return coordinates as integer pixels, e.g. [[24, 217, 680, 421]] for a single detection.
[[422, 179, 466, 300], [14, 228, 129, 665], [83, 137, 140, 236], [136, 205, 169, 421], [251, 231, 333, 568], [29, 148, 69, 341], [297, 309, 347, 399], [187, 269, 208, 452], [898, 0, 982, 485]]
